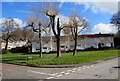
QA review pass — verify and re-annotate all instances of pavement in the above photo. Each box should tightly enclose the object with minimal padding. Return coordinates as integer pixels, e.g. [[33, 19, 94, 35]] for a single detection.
[[0, 56, 119, 80]]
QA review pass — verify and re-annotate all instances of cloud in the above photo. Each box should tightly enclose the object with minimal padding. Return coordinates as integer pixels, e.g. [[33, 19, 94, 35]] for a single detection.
[[47, 14, 70, 36], [92, 2, 118, 14], [2, 0, 118, 14], [90, 23, 118, 34], [0, 18, 6, 28], [0, 18, 26, 28], [13, 18, 26, 27], [56, 14, 69, 25], [34, 14, 69, 36], [75, 2, 118, 14], [55, 14, 90, 35]]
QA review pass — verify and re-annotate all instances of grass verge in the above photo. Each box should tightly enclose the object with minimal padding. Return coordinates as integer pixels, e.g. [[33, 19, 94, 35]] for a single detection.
[[1, 50, 120, 66]]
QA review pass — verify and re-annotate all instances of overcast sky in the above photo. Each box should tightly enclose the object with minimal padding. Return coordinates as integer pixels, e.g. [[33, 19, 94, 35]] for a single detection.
[[1, 1, 119, 34]]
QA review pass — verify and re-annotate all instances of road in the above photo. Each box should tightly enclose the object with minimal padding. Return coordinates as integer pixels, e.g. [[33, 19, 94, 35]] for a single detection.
[[1, 57, 119, 79]]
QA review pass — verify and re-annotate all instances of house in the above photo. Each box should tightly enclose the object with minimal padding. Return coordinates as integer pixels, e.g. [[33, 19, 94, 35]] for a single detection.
[[32, 33, 114, 53], [1, 41, 27, 50]]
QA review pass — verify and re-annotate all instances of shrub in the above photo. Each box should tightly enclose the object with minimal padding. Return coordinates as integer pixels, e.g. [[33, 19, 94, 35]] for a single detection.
[[10, 45, 32, 53], [84, 46, 97, 51]]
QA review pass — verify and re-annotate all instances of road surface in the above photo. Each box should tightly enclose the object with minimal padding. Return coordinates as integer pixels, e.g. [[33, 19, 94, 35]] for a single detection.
[[1, 57, 119, 79]]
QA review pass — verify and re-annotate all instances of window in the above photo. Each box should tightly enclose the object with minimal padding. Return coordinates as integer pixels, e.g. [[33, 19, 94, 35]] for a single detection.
[[94, 43, 98, 48], [54, 41, 56, 42], [36, 48, 40, 50], [61, 46, 65, 48], [46, 42, 48, 43], [106, 43, 111, 47], [36, 42, 39, 44], [70, 46, 74, 48], [43, 47, 47, 49], [70, 40, 73, 41]]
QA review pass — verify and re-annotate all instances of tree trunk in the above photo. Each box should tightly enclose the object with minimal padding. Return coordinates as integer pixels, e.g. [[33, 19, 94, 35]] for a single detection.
[[4, 39, 8, 53], [39, 28, 42, 58], [56, 18, 61, 58], [73, 36, 77, 56], [56, 37, 61, 57], [51, 17, 61, 57]]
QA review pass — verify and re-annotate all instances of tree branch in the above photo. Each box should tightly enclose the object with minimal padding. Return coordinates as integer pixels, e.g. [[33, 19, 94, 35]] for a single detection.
[[51, 16, 57, 36]]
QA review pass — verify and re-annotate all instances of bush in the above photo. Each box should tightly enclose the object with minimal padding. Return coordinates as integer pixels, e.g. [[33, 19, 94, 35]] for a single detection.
[[84, 46, 97, 51], [2, 49, 10, 54], [10, 47, 27, 53], [10, 46, 32, 53]]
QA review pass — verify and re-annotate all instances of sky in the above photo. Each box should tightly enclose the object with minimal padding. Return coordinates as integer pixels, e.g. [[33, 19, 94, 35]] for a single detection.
[[1, 1, 119, 35]]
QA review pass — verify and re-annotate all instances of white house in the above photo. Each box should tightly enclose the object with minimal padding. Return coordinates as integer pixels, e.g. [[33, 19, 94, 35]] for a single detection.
[[32, 33, 114, 53]]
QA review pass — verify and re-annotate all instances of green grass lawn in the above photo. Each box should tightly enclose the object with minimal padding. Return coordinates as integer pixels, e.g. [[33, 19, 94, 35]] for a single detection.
[[0, 50, 120, 66]]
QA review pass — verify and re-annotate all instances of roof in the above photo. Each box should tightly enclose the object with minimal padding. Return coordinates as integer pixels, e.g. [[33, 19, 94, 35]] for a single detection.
[[32, 33, 114, 41], [78, 34, 114, 38]]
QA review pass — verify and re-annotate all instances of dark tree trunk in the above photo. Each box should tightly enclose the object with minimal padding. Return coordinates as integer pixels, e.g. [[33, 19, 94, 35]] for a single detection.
[[56, 18, 61, 57], [73, 35, 77, 56], [4, 39, 9, 53], [39, 27, 42, 58], [51, 17, 61, 57], [56, 37, 61, 57]]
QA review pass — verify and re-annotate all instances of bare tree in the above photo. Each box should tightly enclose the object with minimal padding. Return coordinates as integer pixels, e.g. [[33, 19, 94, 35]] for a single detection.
[[11, 27, 34, 43], [27, 14, 49, 57], [64, 12, 89, 56], [1, 18, 19, 53], [110, 10, 120, 33], [62, 23, 71, 51], [10, 27, 22, 41], [110, 10, 120, 47], [32, 2, 63, 57], [21, 27, 34, 43]]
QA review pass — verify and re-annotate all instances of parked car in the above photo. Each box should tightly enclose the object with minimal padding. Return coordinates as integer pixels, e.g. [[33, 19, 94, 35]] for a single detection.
[[42, 47, 51, 53], [70, 45, 84, 51], [60, 46, 68, 52]]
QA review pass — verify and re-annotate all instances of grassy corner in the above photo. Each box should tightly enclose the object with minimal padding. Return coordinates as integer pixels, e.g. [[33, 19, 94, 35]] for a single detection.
[[1, 50, 120, 66]]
